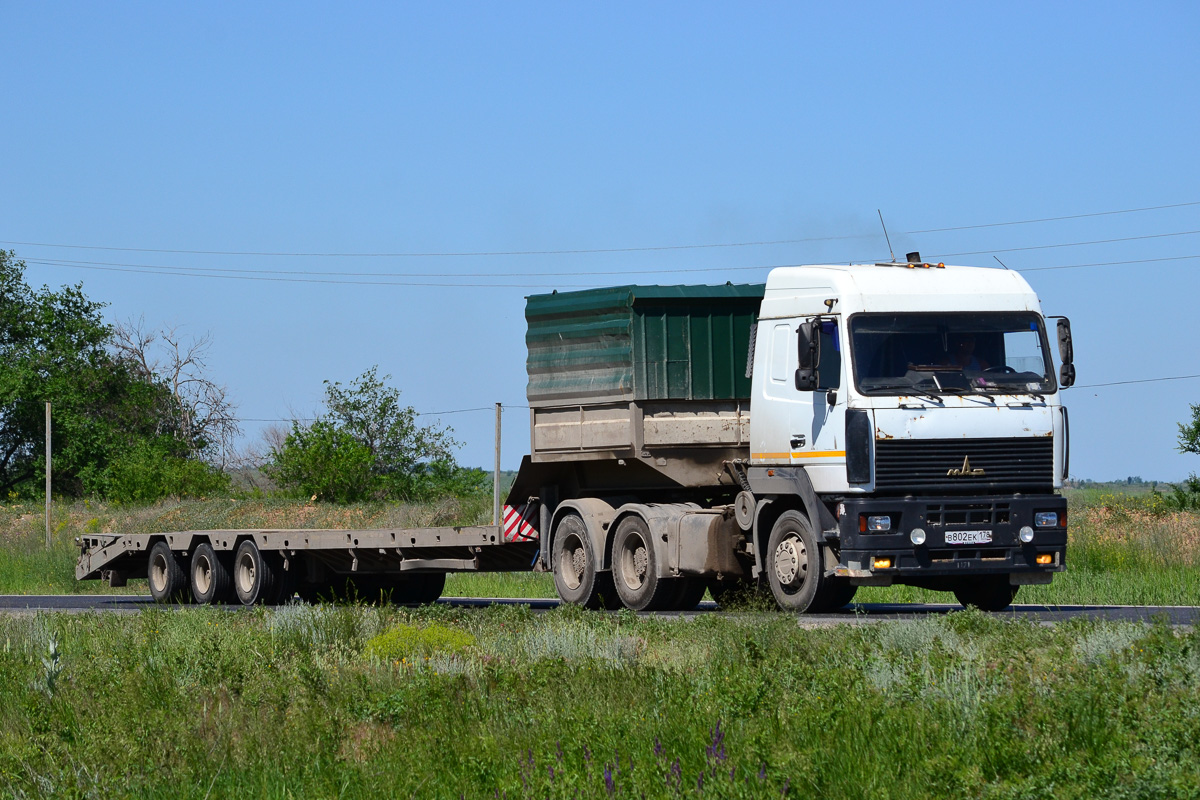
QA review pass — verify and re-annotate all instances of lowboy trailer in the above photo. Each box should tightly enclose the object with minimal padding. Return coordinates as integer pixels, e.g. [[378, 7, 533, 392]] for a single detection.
[[78, 256, 1075, 612]]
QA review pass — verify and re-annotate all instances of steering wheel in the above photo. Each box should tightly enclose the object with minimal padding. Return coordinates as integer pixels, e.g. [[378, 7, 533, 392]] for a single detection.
[[983, 365, 1017, 374]]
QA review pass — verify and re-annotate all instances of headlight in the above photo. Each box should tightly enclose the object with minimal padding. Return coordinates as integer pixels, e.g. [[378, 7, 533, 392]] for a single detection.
[[909, 528, 927, 546], [866, 515, 891, 532], [1034, 512, 1058, 527], [1019, 526, 1035, 543]]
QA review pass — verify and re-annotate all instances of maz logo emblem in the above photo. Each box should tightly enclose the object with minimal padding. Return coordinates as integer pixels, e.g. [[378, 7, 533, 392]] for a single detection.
[[947, 456, 986, 477]]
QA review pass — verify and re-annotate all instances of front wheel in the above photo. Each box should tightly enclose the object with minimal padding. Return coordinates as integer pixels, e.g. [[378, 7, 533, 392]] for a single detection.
[[953, 576, 1019, 611], [765, 511, 827, 612]]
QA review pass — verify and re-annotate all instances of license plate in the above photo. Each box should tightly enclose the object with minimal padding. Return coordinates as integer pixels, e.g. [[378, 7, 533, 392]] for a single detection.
[[944, 530, 993, 545]]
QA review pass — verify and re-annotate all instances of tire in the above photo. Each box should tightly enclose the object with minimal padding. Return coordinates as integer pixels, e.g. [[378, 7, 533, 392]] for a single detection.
[[233, 539, 284, 606], [765, 511, 828, 612], [668, 576, 708, 611], [190, 542, 233, 605], [953, 576, 1019, 611], [611, 516, 678, 611], [148, 541, 189, 603], [551, 514, 619, 609]]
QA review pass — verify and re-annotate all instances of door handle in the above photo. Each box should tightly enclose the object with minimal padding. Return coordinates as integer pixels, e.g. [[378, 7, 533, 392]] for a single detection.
[[790, 434, 806, 449]]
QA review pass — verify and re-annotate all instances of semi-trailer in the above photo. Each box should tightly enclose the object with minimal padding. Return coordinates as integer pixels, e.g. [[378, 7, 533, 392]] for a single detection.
[[77, 256, 1074, 612]]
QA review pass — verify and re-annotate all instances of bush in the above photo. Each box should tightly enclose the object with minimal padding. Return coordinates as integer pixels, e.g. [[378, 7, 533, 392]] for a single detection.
[[96, 439, 231, 502], [363, 622, 476, 661]]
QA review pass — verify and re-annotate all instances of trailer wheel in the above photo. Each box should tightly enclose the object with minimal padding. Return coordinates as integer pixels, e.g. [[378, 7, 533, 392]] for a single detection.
[[551, 514, 618, 609], [233, 540, 282, 605], [611, 516, 676, 611], [148, 541, 189, 603], [765, 510, 828, 612], [190, 542, 233, 604], [953, 577, 1019, 611]]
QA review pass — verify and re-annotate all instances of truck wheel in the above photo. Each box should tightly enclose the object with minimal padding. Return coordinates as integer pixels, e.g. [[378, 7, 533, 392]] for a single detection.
[[395, 573, 446, 606], [953, 577, 1019, 611], [190, 542, 233, 604], [765, 511, 827, 612], [552, 514, 618, 609], [233, 540, 282, 606], [148, 541, 189, 603], [612, 516, 676, 611]]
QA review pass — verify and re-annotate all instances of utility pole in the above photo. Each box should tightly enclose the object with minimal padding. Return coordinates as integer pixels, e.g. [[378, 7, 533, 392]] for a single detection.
[[493, 403, 502, 527], [45, 402, 51, 548]]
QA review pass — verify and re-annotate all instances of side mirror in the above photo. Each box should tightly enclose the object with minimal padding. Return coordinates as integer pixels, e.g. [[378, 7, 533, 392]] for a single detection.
[[1056, 318, 1075, 387], [1056, 318, 1073, 365], [795, 319, 821, 391]]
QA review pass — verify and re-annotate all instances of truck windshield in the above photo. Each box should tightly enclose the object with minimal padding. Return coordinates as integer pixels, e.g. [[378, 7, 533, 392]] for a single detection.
[[849, 312, 1055, 396]]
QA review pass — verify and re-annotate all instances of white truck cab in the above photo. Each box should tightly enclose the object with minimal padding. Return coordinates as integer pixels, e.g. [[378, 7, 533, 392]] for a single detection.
[[747, 260, 1071, 610]]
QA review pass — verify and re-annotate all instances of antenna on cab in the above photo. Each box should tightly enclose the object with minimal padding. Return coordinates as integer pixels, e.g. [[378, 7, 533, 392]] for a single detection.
[[877, 209, 896, 262]]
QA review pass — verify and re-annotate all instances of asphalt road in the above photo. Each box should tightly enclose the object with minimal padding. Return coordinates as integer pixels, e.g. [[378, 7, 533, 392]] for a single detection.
[[1, 594, 1197, 625]]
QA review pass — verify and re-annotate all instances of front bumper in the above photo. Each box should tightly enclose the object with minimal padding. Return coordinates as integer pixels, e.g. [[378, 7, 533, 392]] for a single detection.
[[832, 494, 1067, 585]]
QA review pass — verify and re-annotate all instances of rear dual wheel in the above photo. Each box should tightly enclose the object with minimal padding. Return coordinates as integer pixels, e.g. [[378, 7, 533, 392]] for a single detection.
[[233, 540, 292, 605], [552, 514, 620, 609], [190, 542, 233, 604], [148, 541, 190, 603]]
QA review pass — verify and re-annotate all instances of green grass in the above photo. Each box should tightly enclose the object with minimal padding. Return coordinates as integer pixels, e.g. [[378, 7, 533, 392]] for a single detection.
[[3, 494, 1199, 607], [2, 605, 1199, 797]]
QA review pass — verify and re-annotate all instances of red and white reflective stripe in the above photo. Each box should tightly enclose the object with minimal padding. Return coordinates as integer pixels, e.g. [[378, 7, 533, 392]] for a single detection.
[[501, 503, 538, 542]]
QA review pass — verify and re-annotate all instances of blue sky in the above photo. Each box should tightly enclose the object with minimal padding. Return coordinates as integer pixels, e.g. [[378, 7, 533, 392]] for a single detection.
[[2, 2, 1198, 480]]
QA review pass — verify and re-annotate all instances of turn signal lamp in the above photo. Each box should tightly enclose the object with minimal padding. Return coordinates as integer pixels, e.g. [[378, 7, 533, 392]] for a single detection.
[[872, 557, 893, 569], [1036, 554, 1053, 565]]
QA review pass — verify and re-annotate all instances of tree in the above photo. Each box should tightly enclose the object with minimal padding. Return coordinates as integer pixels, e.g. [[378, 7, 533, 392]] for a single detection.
[[0, 251, 229, 499], [1179, 404, 1200, 455], [268, 367, 487, 502], [111, 317, 241, 468]]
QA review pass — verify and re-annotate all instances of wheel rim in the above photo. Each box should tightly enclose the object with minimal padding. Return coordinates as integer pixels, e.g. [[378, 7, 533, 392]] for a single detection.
[[236, 551, 256, 595], [617, 531, 649, 591], [193, 554, 213, 596], [558, 534, 586, 591], [150, 552, 169, 594], [773, 534, 808, 589]]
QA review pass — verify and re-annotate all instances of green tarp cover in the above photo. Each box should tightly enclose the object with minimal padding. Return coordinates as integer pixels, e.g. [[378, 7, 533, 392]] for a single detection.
[[525, 283, 765, 405]]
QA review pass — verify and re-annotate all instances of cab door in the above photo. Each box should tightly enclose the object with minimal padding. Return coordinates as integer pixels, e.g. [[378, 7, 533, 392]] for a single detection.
[[751, 316, 847, 491]]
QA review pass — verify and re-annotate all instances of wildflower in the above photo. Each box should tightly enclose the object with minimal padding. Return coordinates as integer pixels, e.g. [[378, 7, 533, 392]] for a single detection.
[[759, 763, 767, 781], [604, 764, 615, 796], [548, 766, 555, 781], [584, 745, 592, 763], [697, 771, 705, 790], [556, 740, 564, 763], [653, 737, 663, 758]]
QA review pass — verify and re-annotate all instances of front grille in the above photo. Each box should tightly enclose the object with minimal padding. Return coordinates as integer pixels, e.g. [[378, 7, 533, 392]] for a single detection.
[[874, 437, 1053, 493], [926, 501, 1011, 527]]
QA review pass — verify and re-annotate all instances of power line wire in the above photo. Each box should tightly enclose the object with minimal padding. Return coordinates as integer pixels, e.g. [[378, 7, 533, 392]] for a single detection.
[[1073, 374, 1200, 389], [4, 200, 1197, 259], [929, 230, 1200, 259]]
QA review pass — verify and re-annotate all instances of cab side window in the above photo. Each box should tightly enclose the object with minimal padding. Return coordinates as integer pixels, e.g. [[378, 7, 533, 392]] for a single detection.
[[817, 319, 842, 390]]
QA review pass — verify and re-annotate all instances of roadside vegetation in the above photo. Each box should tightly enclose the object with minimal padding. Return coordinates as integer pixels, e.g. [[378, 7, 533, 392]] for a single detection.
[[2, 604, 1199, 798]]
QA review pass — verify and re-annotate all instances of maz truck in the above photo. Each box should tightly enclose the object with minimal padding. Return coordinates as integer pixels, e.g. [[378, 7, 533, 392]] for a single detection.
[[77, 255, 1074, 613]]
